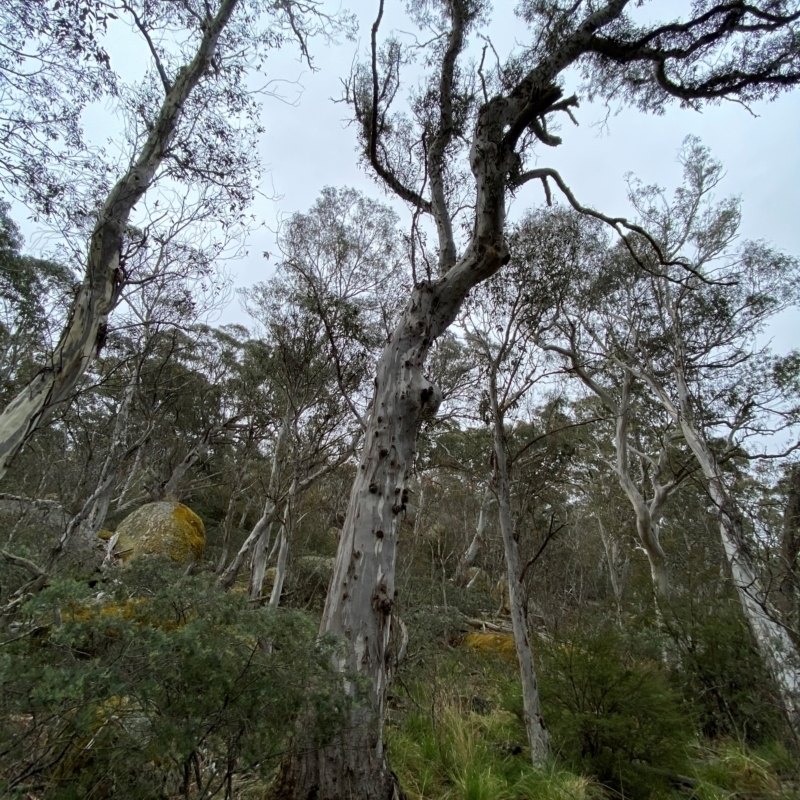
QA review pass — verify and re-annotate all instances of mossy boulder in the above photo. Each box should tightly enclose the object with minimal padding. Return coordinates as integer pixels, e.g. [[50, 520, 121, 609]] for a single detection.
[[111, 501, 205, 564], [463, 631, 517, 663]]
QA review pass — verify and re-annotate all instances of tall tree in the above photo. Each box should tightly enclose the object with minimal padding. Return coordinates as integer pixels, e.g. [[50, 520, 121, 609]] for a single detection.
[[548, 139, 800, 735], [275, 3, 800, 797], [0, 0, 343, 480]]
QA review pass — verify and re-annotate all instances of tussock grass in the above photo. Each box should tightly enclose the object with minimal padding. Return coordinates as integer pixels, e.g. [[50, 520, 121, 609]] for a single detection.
[[688, 740, 799, 800], [387, 697, 602, 800]]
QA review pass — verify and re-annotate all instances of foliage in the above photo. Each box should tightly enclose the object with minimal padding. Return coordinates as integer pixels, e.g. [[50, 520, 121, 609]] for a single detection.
[[689, 740, 799, 800], [663, 595, 788, 744], [0, 559, 346, 799], [537, 625, 694, 798], [388, 699, 602, 800]]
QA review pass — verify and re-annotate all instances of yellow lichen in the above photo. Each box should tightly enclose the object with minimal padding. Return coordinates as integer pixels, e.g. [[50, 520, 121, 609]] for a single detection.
[[170, 503, 205, 561], [463, 631, 517, 663]]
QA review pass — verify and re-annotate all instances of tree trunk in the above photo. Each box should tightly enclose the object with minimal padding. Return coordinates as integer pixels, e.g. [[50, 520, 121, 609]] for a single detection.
[[273, 62, 512, 793], [597, 516, 628, 628], [219, 414, 289, 589], [634, 513, 670, 599], [680, 418, 800, 737], [268, 527, 289, 608], [216, 480, 243, 574], [781, 465, 800, 622], [490, 375, 550, 765], [157, 437, 209, 500], [272, 279, 470, 800], [47, 380, 140, 572], [0, 0, 241, 482], [453, 484, 493, 586], [614, 372, 671, 598]]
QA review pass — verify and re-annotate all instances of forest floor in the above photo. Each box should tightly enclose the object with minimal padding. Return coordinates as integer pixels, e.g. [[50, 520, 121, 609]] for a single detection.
[[384, 632, 800, 800]]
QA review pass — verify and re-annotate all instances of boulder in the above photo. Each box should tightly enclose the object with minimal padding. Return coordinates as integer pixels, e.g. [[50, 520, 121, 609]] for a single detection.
[[463, 631, 517, 663], [110, 501, 205, 564]]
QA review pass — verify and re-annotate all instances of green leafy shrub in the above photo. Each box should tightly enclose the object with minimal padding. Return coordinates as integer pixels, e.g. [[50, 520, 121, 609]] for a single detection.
[[0, 558, 346, 799], [538, 625, 693, 798], [662, 596, 787, 743]]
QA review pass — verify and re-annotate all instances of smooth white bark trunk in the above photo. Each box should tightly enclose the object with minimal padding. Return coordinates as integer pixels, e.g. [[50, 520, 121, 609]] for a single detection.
[[490, 374, 550, 765], [0, 0, 242, 482], [454, 484, 493, 586], [680, 417, 800, 736], [219, 414, 288, 590]]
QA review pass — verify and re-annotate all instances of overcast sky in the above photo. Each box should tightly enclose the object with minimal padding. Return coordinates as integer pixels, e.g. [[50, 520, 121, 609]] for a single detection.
[[17, 1, 800, 344], [225, 0, 800, 339]]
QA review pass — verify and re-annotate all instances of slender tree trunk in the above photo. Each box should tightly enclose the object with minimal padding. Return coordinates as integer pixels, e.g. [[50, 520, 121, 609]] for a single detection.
[[219, 503, 277, 589], [490, 374, 550, 765], [453, 484, 493, 586], [247, 518, 274, 599], [47, 380, 140, 572], [0, 0, 241, 482], [613, 372, 671, 599], [219, 414, 289, 589], [780, 465, 800, 622], [157, 437, 209, 500], [216, 480, 243, 574], [680, 418, 800, 738], [116, 445, 144, 509], [266, 481, 297, 606], [269, 527, 289, 608], [597, 516, 628, 628]]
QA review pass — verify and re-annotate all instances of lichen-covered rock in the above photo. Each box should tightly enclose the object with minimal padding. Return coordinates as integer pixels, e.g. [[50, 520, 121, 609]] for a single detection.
[[112, 501, 205, 563], [463, 631, 517, 663]]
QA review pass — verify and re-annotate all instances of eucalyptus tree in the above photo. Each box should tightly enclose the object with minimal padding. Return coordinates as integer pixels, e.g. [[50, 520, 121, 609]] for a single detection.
[[0, 0, 347, 481], [0, 0, 115, 215], [463, 273, 553, 763], [516, 206, 697, 599], [0, 204, 74, 399], [551, 140, 800, 734], [272, 3, 800, 795]]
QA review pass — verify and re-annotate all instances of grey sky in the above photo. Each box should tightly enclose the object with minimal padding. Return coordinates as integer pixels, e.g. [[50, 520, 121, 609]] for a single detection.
[[222, 1, 800, 341], [13, 1, 800, 344]]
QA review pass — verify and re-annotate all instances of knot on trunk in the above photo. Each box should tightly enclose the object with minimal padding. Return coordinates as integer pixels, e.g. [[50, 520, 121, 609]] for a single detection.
[[411, 374, 442, 419]]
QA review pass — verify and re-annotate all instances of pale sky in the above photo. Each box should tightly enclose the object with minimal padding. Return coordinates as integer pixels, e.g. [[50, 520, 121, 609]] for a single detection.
[[226, 1, 800, 341], [16, 1, 800, 345]]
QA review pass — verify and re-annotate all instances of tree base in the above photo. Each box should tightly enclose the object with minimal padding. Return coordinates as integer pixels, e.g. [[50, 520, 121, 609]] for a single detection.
[[267, 736, 406, 800]]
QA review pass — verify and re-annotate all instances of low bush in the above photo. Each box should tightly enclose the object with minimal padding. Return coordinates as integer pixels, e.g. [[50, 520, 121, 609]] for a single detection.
[[0, 558, 346, 799], [538, 625, 694, 798]]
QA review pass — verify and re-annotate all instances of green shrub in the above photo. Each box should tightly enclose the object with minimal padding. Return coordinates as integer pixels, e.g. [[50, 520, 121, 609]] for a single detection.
[[539, 625, 694, 798], [662, 596, 787, 743], [0, 558, 346, 799]]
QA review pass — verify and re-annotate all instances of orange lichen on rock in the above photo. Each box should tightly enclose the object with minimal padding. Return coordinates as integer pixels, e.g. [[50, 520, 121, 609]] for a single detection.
[[463, 631, 517, 663], [110, 501, 205, 564]]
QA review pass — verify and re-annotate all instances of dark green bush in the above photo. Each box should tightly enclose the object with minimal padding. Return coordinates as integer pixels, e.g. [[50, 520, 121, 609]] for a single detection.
[[538, 625, 693, 798], [0, 558, 346, 799], [662, 595, 787, 744]]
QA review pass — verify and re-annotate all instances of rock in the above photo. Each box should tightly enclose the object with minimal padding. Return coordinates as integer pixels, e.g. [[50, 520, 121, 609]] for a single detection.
[[463, 631, 517, 663], [111, 501, 205, 564]]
